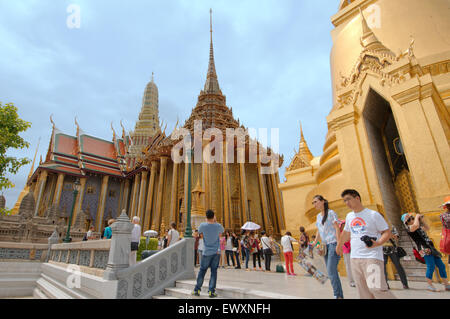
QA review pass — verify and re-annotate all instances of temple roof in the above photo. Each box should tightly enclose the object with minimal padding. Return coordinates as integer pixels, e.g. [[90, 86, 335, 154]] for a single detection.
[[31, 119, 127, 182]]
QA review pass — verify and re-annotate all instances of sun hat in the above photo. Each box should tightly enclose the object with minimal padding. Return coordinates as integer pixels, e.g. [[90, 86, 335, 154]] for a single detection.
[[441, 196, 450, 207], [401, 213, 410, 224]]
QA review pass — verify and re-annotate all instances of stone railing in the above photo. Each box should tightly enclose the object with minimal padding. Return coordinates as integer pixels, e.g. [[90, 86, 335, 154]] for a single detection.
[[0, 241, 50, 262], [98, 210, 195, 299], [114, 238, 195, 299], [49, 239, 111, 277]]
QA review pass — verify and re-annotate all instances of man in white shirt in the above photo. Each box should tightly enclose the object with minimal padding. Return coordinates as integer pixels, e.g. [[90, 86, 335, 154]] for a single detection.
[[130, 216, 142, 266], [336, 189, 395, 299], [167, 222, 180, 247]]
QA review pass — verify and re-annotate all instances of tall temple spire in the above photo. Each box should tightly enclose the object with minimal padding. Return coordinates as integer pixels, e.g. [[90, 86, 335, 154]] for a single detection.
[[204, 8, 221, 94], [27, 138, 40, 181]]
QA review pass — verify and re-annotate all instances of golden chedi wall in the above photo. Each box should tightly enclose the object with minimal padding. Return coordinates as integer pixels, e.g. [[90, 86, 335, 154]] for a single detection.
[[280, 0, 450, 276]]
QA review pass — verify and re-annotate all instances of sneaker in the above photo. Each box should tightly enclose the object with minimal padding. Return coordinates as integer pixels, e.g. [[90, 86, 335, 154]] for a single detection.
[[427, 285, 438, 292], [350, 282, 356, 288], [291, 273, 297, 276], [403, 285, 409, 290], [259, 267, 263, 271], [208, 291, 218, 298], [192, 289, 200, 296]]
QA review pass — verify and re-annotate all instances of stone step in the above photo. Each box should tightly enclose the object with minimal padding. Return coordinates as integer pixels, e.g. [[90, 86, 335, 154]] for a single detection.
[[39, 273, 91, 299], [163, 287, 225, 299], [152, 295, 179, 299], [174, 280, 300, 299], [35, 277, 73, 299], [33, 287, 48, 299]]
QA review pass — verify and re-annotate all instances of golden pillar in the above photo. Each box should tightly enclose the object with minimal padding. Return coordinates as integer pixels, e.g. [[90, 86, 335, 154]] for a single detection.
[[239, 162, 249, 222], [52, 173, 65, 208], [269, 173, 283, 233], [121, 179, 130, 212], [34, 170, 48, 216], [144, 161, 158, 231], [222, 142, 232, 228], [153, 157, 168, 232], [71, 177, 87, 226], [95, 175, 109, 232], [130, 173, 141, 217], [169, 162, 179, 226], [257, 156, 271, 232], [137, 170, 148, 221]]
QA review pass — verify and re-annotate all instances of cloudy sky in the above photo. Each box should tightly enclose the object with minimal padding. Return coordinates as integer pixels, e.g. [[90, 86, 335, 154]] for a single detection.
[[1, 0, 338, 207]]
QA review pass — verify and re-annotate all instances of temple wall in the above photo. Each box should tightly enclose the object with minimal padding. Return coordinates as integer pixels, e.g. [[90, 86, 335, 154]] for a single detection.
[[81, 176, 102, 222]]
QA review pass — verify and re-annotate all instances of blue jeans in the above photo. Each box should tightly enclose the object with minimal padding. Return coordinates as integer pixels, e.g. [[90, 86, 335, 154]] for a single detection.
[[194, 253, 220, 293], [424, 254, 447, 280], [324, 242, 344, 298], [244, 248, 251, 268]]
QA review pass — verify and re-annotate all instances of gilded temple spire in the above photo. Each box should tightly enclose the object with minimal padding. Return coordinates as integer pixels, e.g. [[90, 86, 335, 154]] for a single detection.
[[204, 8, 221, 94]]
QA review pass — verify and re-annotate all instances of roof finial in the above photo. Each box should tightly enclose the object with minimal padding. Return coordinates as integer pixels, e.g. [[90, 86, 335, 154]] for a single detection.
[[152, 72, 154, 83], [210, 8, 213, 42], [27, 138, 40, 181]]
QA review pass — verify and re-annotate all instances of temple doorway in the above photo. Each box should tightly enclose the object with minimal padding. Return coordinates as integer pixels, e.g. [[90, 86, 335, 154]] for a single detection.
[[363, 89, 419, 228]]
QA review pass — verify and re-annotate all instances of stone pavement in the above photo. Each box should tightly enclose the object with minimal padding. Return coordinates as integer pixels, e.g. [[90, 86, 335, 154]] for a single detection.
[[193, 260, 450, 299]]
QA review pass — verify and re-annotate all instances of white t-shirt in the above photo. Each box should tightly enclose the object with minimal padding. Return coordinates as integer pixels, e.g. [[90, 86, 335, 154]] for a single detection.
[[225, 237, 233, 251], [261, 236, 272, 250], [343, 208, 389, 261], [281, 235, 296, 253], [198, 238, 204, 251], [131, 224, 141, 243], [168, 229, 180, 246]]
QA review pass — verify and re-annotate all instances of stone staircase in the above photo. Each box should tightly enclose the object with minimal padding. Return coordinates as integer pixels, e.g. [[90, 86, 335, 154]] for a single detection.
[[152, 279, 299, 299], [395, 228, 428, 282]]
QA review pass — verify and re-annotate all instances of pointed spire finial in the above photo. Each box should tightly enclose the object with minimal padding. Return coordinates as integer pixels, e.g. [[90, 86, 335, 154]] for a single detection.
[[27, 138, 40, 181], [203, 8, 221, 94], [152, 72, 154, 83]]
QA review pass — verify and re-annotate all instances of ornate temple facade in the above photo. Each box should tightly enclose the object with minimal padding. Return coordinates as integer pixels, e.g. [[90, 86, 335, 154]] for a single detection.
[[280, 0, 450, 244], [1, 11, 286, 242]]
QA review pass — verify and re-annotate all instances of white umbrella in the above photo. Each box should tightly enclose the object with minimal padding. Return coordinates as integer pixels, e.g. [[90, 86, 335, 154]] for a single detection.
[[144, 230, 158, 237], [241, 222, 261, 231]]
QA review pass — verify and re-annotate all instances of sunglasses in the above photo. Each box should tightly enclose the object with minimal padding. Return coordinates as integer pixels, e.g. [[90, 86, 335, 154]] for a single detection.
[[405, 216, 413, 224]]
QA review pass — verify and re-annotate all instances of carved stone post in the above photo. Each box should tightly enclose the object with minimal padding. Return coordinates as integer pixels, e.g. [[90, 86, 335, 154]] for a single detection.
[[103, 210, 134, 280], [47, 229, 60, 262]]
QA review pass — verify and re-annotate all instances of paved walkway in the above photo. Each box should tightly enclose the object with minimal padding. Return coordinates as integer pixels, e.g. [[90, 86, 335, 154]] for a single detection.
[[195, 260, 450, 299]]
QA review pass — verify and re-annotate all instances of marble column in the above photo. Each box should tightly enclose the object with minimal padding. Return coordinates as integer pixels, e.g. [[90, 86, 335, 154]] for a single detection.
[[34, 170, 48, 216], [153, 157, 168, 232], [145, 161, 158, 231], [96, 175, 109, 232], [137, 170, 148, 221]]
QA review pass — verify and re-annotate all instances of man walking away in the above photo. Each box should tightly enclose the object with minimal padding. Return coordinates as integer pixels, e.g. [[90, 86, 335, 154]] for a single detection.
[[336, 189, 396, 299], [167, 222, 180, 247], [192, 210, 224, 298], [130, 216, 141, 266]]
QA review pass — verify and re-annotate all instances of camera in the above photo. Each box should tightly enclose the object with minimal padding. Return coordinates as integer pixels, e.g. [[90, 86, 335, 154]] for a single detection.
[[360, 235, 377, 247]]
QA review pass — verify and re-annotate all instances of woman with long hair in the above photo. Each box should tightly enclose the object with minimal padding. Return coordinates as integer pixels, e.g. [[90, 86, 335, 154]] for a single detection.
[[402, 212, 449, 292], [311, 195, 344, 299], [224, 230, 235, 267]]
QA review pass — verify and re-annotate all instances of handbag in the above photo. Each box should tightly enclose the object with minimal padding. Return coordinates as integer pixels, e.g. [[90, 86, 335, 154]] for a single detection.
[[131, 241, 139, 251], [317, 243, 327, 257], [396, 246, 407, 258]]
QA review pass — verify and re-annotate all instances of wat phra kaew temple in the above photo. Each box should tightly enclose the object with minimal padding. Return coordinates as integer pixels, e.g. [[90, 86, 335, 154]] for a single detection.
[[0, 12, 286, 243]]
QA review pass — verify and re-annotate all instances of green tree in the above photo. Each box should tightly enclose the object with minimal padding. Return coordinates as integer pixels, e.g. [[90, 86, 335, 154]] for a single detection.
[[0, 102, 32, 192]]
